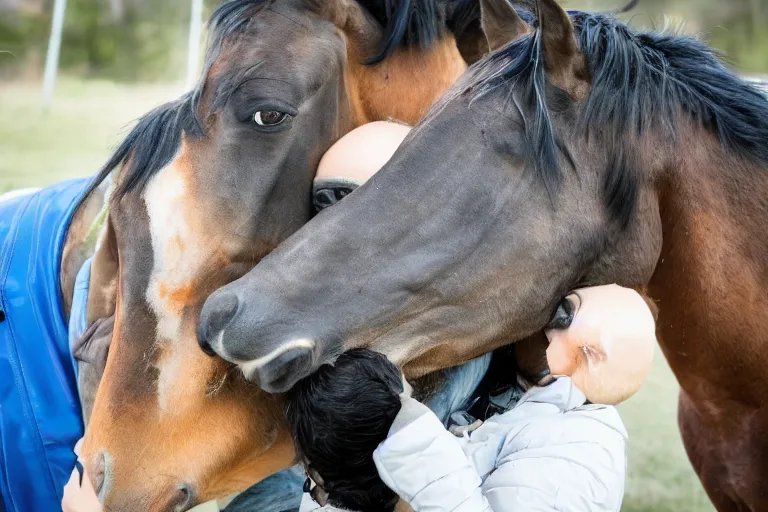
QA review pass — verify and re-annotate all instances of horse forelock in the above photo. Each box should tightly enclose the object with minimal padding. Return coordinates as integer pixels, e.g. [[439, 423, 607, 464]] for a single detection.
[[356, 0, 444, 63], [467, 8, 768, 231]]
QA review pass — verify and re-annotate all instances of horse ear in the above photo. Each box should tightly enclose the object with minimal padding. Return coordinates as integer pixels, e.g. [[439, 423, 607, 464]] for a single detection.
[[535, 0, 589, 98], [86, 215, 119, 325], [481, 0, 531, 52], [451, 0, 531, 64], [307, 0, 383, 60]]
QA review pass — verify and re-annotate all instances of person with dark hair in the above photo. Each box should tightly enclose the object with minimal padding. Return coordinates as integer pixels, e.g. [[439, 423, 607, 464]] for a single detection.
[[286, 349, 405, 512]]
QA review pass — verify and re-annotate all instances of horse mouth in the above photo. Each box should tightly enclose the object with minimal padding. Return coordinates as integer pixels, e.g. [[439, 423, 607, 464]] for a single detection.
[[239, 339, 317, 393]]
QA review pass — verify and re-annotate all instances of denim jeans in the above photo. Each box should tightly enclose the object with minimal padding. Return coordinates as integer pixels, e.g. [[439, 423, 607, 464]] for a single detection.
[[224, 466, 304, 512]]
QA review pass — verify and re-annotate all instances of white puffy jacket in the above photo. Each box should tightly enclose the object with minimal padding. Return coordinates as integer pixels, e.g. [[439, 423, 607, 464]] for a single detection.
[[301, 377, 627, 512]]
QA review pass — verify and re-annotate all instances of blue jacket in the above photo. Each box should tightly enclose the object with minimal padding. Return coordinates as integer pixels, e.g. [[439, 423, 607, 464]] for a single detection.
[[0, 178, 91, 512]]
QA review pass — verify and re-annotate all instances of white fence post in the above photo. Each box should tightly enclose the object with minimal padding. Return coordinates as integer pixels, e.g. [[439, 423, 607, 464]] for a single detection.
[[42, 0, 68, 110], [185, 0, 204, 91]]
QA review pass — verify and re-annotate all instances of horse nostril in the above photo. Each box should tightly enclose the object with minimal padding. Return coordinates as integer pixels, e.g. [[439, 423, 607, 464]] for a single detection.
[[198, 338, 216, 357], [174, 481, 197, 512], [197, 291, 239, 357]]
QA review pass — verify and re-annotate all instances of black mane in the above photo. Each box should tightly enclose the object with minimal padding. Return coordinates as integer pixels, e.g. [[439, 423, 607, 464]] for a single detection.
[[88, 0, 482, 201], [361, 0, 443, 63], [473, 10, 768, 228], [361, 0, 482, 63]]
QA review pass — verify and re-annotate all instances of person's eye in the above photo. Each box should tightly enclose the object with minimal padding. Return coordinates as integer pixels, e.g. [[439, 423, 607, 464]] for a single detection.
[[253, 110, 290, 127]]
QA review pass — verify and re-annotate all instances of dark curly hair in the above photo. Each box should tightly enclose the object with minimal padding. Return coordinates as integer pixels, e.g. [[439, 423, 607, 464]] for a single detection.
[[285, 349, 404, 512]]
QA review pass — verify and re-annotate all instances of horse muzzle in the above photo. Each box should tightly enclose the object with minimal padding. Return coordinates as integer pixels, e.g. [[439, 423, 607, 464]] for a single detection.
[[198, 290, 319, 393], [102, 484, 198, 512], [85, 448, 199, 512]]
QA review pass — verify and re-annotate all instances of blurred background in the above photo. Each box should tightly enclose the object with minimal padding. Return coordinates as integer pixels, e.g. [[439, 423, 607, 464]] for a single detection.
[[1, 0, 766, 193], [1, 1, 766, 511], [2, 0, 767, 82]]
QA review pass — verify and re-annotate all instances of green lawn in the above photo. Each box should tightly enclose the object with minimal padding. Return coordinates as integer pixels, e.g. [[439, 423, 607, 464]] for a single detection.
[[620, 351, 714, 512], [0, 78, 181, 194], [0, 78, 714, 512]]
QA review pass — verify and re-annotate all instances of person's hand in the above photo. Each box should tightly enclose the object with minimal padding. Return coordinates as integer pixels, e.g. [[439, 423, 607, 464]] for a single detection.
[[62, 439, 103, 512]]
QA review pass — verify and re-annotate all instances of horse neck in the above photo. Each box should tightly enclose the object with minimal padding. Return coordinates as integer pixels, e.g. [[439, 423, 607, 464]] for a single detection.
[[346, 35, 467, 126], [648, 128, 768, 405]]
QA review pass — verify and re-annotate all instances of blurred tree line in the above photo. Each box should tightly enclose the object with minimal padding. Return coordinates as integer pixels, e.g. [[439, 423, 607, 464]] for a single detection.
[[0, 0, 222, 81], [614, 0, 768, 74], [0, 0, 766, 82]]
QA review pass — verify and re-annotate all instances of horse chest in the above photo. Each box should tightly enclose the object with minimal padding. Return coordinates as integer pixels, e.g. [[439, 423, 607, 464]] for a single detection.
[[679, 390, 768, 510]]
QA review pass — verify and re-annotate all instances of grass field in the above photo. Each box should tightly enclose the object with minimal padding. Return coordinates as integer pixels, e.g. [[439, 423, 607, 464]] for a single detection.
[[0, 78, 715, 512]]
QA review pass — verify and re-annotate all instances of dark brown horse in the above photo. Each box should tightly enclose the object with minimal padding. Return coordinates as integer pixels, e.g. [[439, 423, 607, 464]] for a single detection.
[[69, 0, 494, 510], [199, 1, 768, 510]]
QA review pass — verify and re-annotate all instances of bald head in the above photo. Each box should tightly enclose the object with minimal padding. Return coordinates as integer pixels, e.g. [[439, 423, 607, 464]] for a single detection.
[[545, 285, 656, 405], [317, 121, 412, 183], [314, 121, 411, 212]]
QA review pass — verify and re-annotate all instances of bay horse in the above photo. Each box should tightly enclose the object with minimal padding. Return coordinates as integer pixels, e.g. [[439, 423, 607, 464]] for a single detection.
[[0, 1, 495, 511], [199, 1, 768, 510]]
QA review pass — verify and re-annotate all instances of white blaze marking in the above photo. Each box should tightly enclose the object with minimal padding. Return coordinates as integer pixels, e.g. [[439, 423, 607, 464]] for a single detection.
[[143, 149, 209, 413]]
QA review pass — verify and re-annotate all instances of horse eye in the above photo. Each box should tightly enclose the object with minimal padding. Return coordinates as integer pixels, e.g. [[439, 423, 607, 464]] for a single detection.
[[253, 110, 289, 127]]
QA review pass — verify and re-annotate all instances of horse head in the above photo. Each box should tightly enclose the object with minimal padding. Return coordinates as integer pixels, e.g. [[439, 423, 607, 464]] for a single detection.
[[197, 0, 667, 390], [198, 1, 768, 509], [80, 0, 477, 509]]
